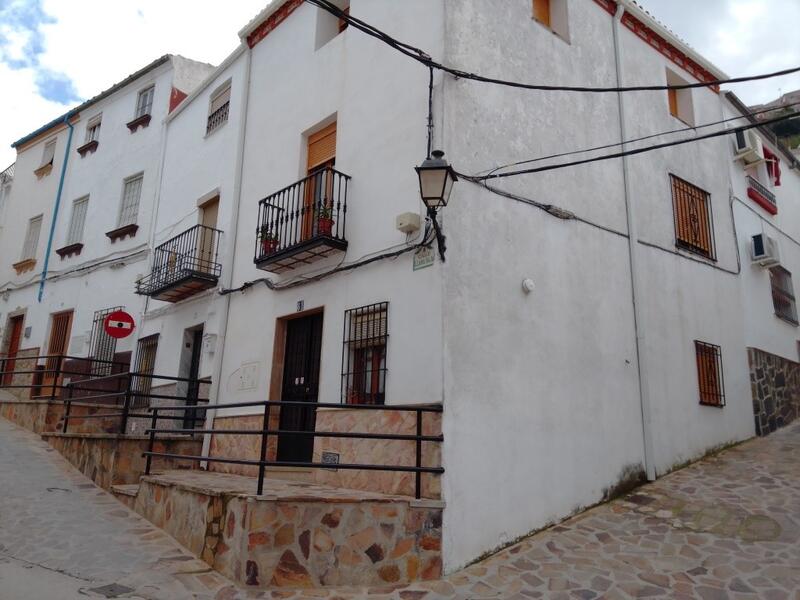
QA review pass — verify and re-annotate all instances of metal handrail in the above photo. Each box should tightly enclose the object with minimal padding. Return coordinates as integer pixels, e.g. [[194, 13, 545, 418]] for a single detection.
[[747, 175, 777, 207], [143, 399, 443, 499]]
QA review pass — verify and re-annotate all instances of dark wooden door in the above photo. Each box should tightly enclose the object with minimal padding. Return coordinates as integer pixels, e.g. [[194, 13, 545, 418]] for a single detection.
[[183, 328, 204, 428], [2, 316, 24, 385], [277, 313, 323, 462]]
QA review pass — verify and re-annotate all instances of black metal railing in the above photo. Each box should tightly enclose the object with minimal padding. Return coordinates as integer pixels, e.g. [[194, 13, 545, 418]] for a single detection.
[[747, 176, 777, 210], [0, 354, 210, 434], [206, 102, 230, 135], [0, 162, 13, 183], [143, 399, 443, 499], [255, 167, 349, 262], [136, 224, 222, 297]]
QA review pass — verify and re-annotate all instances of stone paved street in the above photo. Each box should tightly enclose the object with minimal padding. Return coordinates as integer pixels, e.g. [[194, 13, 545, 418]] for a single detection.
[[2, 417, 800, 599]]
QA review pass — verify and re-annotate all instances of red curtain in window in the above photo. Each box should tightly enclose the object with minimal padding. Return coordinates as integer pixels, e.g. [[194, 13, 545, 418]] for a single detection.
[[764, 147, 781, 187]]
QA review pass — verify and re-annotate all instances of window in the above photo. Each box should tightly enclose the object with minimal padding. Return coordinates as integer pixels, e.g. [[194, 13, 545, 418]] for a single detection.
[[342, 302, 388, 405], [40, 139, 56, 168], [85, 115, 101, 143], [315, 0, 349, 49], [21, 215, 43, 260], [88, 306, 123, 377], [666, 69, 695, 125], [770, 267, 798, 325], [118, 174, 143, 227], [135, 86, 155, 119], [670, 174, 716, 260], [66, 196, 89, 245], [206, 83, 231, 135], [532, 0, 569, 40], [695, 341, 725, 407]]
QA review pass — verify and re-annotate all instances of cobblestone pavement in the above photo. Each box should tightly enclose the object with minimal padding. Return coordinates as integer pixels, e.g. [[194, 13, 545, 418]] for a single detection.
[[2, 417, 800, 599]]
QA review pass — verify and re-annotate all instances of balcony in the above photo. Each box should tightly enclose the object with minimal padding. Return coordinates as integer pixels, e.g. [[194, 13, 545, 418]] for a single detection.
[[136, 225, 222, 302], [747, 176, 778, 215], [254, 167, 349, 273]]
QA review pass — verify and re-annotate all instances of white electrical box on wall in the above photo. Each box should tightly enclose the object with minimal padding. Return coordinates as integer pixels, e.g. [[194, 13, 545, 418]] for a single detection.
[[396, 212, 421, 234]]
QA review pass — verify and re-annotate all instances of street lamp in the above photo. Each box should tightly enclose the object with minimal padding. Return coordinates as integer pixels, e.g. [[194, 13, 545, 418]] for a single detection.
[[415, 150, 458, 210]]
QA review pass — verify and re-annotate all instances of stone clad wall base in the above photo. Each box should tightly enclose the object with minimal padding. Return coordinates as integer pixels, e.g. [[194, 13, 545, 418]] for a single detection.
[[41, 433, 202, 489], [131, 473, 443, 588], [748, 348, 800, 436], [0, 399, 52, 432], [0, 398, 131, 434]]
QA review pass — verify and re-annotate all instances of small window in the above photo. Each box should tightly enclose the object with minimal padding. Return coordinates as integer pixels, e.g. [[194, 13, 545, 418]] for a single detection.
[[695, 341, 725, 407], [532, 0, 569, 41], [342, 302, 388, 405], [670, 174, 716, 260], [666, 69, 695, 126], [40, 139, 56, 168], [315, 0, 349, 49], [770, 267, 798, 325], [206, 83, 231, 135], [66, 196, 89, 245], [135, 86, 155, 119], [85, 115, 101, 143], [21, 215, 43, 260], [118, 174, 144, 227]]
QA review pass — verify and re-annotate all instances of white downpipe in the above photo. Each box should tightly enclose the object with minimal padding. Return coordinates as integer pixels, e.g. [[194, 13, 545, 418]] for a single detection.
[[613, 5, 656, 481], [201, 46, 253, 463]]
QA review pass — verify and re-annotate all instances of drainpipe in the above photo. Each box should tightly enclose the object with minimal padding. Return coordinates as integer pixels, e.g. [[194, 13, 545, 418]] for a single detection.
[[37, 114, 75, 303], [613, 5, 656, 481], [201, 45, 253, 462]]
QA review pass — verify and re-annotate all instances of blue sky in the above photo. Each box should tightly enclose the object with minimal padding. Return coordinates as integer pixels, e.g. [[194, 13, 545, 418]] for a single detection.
[[0, 0, 798, 167]]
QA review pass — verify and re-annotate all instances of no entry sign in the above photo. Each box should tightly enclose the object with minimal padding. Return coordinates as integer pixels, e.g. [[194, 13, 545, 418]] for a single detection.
[[104, 310, 136, 339]]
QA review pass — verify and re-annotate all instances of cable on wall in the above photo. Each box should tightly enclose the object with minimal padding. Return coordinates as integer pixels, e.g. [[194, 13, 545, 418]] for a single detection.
[[304, 0, 800, 95]]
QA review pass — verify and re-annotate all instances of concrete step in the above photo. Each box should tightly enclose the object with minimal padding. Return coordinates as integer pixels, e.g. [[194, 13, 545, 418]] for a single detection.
[[110, 483, 140, 509]]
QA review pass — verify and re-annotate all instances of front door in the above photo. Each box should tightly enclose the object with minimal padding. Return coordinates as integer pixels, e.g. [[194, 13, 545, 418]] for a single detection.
[[277, 313, 323, 462], [2, 315, 24, 385], [183, 327, 204, 428], [42, 310, 73, 396]]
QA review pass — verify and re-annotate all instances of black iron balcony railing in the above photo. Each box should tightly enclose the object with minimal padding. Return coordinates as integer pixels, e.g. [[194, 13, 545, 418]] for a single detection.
[[0, 162, 14, 183], [136, 224, 222, 302], [206, 101, 230, 135], [747, 175, 777, 213], [254, 167, 349, 273]]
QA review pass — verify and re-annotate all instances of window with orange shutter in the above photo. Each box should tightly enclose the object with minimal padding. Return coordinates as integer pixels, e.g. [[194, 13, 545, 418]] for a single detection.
[[533, 0, 551, 27], [670, 175, 716, 260], [695, 341, 725, 407]]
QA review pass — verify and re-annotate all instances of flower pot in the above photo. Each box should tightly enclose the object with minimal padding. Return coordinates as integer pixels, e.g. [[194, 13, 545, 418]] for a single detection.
[[318, 217, 334, 236], [261, 238, 279, 255]]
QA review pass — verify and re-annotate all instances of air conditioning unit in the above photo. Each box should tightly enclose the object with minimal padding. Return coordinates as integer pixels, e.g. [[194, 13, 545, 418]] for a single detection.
[[751, 233, 780, 267], [734, 129, 765, 165]]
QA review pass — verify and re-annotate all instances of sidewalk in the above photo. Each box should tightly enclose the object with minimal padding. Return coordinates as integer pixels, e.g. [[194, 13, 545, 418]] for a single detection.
[[1, 416, 799, 599]]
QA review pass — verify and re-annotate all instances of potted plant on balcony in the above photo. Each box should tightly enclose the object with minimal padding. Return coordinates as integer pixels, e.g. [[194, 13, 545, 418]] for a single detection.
[[259, 225, 279, 255], [317, 205, 334, 236]]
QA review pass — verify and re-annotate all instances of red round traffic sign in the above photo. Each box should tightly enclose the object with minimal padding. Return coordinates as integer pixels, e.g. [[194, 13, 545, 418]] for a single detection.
[[104, 311, 136, 339]]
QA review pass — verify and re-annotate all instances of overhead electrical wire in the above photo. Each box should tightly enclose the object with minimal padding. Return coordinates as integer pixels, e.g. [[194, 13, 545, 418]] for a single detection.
[[305, 0, 800, 94], [462, 111, 799, 181], [481, 100, 800, 178]]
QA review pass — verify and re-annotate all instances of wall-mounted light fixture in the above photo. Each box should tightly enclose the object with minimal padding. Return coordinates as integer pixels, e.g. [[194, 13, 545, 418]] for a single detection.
[[416, 150, 457, 261]]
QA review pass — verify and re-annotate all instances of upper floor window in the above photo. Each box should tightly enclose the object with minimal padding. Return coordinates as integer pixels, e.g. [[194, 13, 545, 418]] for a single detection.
[[85, 115, 101, 143], [532, 0, 569, 41], [118, 174, 144, 227], [770, 267, 798, 325], [206, 83, 231, 135], [135, 86, 155, 119], [666, 69, 695, 126], [315, 0, 349, 50], [21, 215, 43, 261], [66, 196, 89, 245], [40, 139, 56, 167], [670, 174, 715, 260], [695, 341, 725, 407], [342, 302, 388, 405]]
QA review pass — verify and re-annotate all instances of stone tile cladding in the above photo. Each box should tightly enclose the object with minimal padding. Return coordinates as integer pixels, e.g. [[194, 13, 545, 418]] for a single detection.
[[208, 409, 442, 499], [748, 347, 800, 436], [132, 470, 443, 589], [3, 347, 40, 400], [42, 433, 201, 489], [0, 399, 51, 432], [0, 398, 123, 434]]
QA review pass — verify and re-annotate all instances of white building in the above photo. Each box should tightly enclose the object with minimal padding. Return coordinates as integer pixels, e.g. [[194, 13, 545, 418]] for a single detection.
[[4, 0, 800, 581], [0, 55, 214, 382]]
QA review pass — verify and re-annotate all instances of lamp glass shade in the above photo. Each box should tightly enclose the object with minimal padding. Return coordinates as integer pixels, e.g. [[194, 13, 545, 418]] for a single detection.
[[415, 151, 457, 209]]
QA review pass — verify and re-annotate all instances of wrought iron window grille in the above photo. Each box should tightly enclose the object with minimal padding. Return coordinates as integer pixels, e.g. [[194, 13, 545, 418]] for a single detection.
[[694, 340, 726, 407], [341, 302, 388, 406]]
